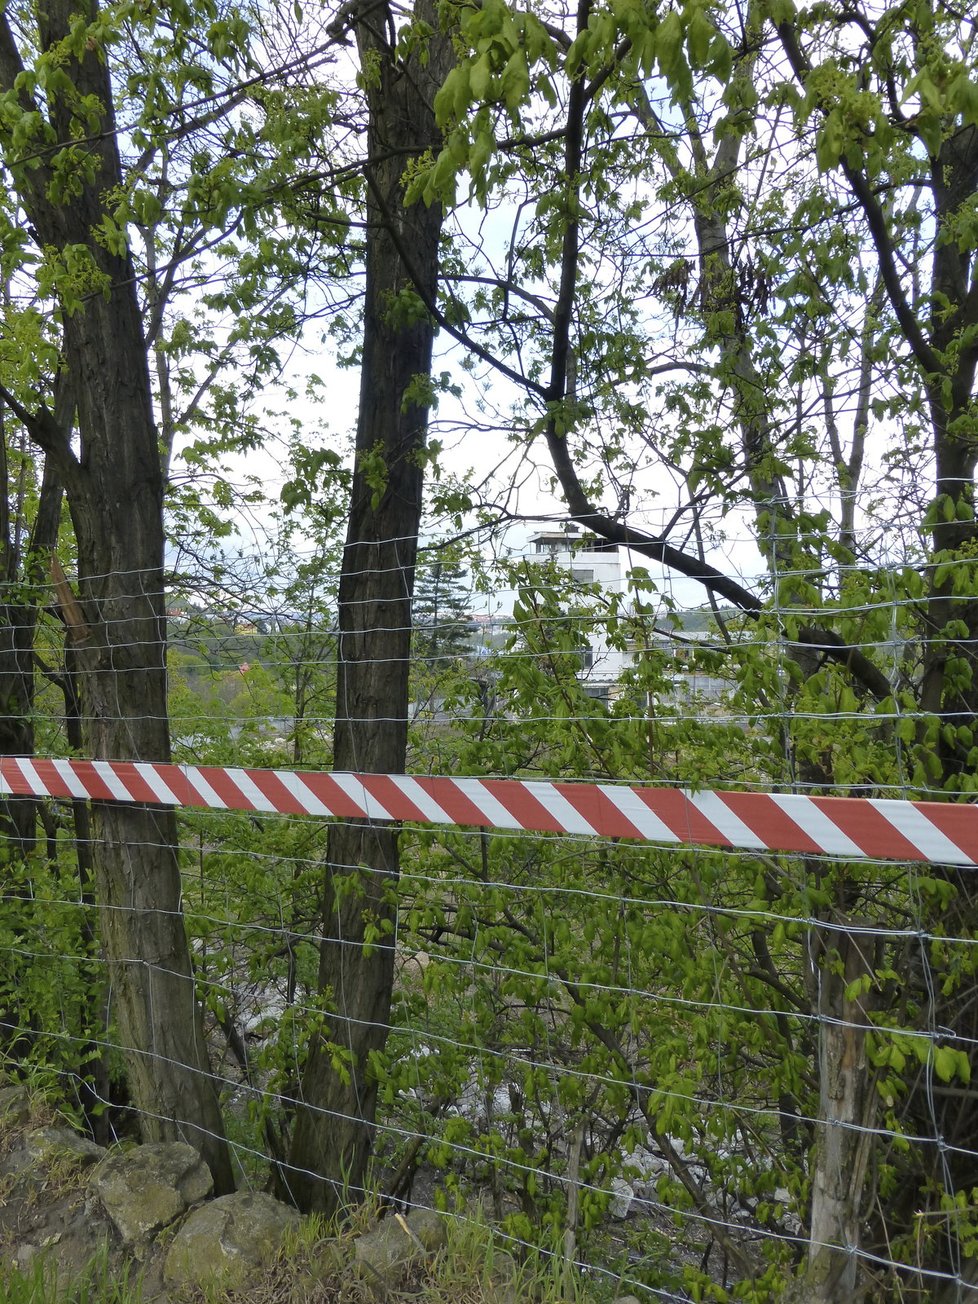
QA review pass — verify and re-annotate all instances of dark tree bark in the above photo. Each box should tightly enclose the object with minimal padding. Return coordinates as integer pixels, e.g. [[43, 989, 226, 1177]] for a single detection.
[[0, 0, 232, 1191], [0, 397, 68, 850], [0, 401, 110, 1134], [285, 0, 454, 1215], [0, 416, 58, 1062]]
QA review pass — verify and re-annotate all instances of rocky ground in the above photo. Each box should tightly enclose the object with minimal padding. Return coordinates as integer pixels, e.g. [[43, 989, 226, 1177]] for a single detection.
[[0, 1081, 499, 1303], [0, 1082, 646, 1304]]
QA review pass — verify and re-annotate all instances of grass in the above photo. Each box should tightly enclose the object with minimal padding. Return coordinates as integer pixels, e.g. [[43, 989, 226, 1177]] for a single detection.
[[211, 1196, 612, 1304], [0, 1246, 144, 1304]]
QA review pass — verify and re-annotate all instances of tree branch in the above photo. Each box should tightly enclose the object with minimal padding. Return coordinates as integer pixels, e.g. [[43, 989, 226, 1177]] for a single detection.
[[362, 162, 548, 397], [0, 382, 78, 474], [775, 18, 941, 378]]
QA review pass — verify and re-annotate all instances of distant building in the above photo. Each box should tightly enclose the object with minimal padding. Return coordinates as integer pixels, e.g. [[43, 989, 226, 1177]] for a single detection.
[[521, 526, 633, 702], [520, 526, 733, 707]]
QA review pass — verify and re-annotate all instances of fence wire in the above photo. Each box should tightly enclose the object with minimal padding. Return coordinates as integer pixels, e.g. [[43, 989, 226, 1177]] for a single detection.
[[2, 539, 978, 1303]]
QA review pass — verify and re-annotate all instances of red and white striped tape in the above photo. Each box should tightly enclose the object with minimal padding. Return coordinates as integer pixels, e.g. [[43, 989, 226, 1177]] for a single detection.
[[1, 756, 976, 865]]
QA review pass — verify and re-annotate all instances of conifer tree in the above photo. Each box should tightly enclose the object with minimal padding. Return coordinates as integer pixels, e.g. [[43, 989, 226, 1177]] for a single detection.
[[412, 555, 474, 666]]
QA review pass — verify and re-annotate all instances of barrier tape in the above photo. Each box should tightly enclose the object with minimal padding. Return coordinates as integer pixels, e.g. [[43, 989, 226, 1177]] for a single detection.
[[1, 755, 976, 866]]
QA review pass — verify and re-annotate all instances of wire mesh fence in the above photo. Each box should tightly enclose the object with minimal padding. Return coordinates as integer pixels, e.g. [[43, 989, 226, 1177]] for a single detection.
[[2, 542, 978, 1302]]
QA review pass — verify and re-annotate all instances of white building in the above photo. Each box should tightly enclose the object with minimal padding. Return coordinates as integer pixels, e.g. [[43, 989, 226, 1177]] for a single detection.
[[521, 526, 633, 701], [519, 526, 732, 706]]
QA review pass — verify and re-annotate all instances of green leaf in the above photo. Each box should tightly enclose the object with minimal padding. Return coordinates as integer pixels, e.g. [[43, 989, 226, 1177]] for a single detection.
[[934, 1045, 958, 1084], [656, 10, 682, 70], [686, 8, 714, 68], [133, 188, 162, 226], [500, 49, 529, 112], [470, 53, 492, 102]]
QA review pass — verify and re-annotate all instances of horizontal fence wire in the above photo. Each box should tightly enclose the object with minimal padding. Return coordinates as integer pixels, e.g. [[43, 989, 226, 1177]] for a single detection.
[[3, 533, 978, 1303], [4, 813, 976, 1299]]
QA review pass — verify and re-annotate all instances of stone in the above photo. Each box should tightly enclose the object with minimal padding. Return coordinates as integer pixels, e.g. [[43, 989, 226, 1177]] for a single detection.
[[622, 1145, 665, 1180], [2, 1178, 117, 1287], [608, 1176, 634, 1220], [1, 1127, 103, 1183], [15, 1243, 37, 1271], [92, 1141, 213, 1244], [0, 1083, 32, 1127], [405, 1207, 448, 1252], [353, 1208, 447, 1295], [26, 1127, 105, 1169], [163, 1191, 299, 1291], [483, 1250, 522, 1304]]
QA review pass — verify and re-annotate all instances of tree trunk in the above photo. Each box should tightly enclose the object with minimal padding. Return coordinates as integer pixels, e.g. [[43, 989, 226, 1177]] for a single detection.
[[0, 423, 66, 1060], [0, 403, 58, 855], [0, 0, 232, 1191], [285, 0, 453, 1214], [62, 295, 232, 1192], [0, 549, 42, 1062], [799, 931, 877, 1303]]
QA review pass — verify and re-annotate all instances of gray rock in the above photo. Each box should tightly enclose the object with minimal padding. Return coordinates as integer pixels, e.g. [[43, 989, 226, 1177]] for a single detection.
[[609, 1176, 634, 1220], [0, 1083, 31, 1126], [3, 1179, 117, 1286], [621, 1145, 665, 1181], [1, 1126, 104, 1183], [353, 1209, 448, 1294], [93, 1141, 213, 1244], [482, 1250, 521, 1304], [163, 1191, 299, 1290], [26, 1127, 105, 1169], [15, 1243, 37, 1271], [404, 1207, 448, 1252]]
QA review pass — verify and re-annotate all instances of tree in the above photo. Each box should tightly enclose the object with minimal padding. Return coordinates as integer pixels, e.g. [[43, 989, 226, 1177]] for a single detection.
[[2, 0, 976, 1289], [412, 552, 475, 665], [285, 0, 456, 1215], [0, 0, 232, 1189]]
